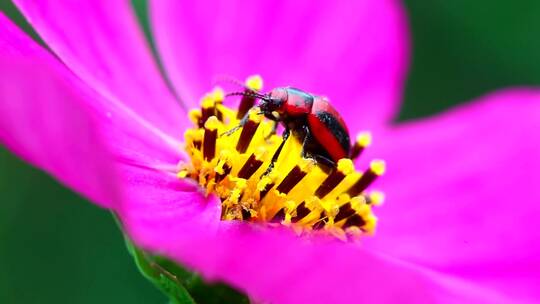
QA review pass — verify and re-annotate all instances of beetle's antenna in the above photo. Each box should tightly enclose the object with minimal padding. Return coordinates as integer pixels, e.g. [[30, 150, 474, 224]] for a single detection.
[[226, 91, 271, 102], [212, 75, 247, 89]]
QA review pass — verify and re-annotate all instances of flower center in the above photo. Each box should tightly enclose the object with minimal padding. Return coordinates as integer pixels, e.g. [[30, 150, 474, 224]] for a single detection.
[[179, 76, 385, 240]]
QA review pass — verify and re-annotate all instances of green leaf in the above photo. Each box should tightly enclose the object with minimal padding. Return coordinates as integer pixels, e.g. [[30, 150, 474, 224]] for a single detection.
[[127, 239, 196, 304], [114, 214, 195, 303], [153, 256, 250, 304], [114, 213, 249, 304]]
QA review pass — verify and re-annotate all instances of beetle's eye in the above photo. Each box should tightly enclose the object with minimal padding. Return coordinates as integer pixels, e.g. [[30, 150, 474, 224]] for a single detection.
[[180, 75, 384, 241]]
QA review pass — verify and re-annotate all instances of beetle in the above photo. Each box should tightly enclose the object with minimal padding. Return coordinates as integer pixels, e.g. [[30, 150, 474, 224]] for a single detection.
[[226, 86, 351, 173]]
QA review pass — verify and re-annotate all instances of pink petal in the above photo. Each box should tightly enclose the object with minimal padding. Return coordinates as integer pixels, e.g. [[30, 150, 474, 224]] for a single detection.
[[13, 0, 187, 138], [365, 88, 540, 301], [120, 166, 513, 303], [0, 14, 182, 177], [0, 54, 119, 208], [150, 0, 409, 129], [0, 12, 192, 252]]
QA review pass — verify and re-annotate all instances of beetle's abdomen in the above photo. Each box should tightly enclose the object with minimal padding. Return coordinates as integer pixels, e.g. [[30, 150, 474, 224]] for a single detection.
[[308, 98, 351, 161]]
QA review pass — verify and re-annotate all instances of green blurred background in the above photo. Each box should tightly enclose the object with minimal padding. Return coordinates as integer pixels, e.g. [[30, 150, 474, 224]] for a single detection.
[[1, 0, 539, 303]]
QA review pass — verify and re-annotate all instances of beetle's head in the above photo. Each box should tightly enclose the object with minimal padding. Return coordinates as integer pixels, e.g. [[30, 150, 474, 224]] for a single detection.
[[225, 87, 287, 115], [259, 87, 287, 114]]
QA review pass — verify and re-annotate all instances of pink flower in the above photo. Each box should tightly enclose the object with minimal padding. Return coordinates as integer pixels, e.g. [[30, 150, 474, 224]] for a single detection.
[[1, 0, 540, 303]]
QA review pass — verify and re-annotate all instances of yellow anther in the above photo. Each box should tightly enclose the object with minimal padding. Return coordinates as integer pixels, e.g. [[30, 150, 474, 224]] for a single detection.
[[201, 93, 215, 108], [229, 189, 244, 204], [184, 128, 201, 141], [245, 75, 263, 91], [356, 203, 371, 216], [204, 116, 220, 130], [370, 160, 386, 176], [235, 178, 247, 190], [215, 159, 228, 175], [350, 195, 367, 211], [211, 87, 225, 102], [369, 191, 385, 206], [188, 109, 201, 124], [257, 176, 273, 192], [337, 159, 354, 175], [363, 214, 378, 234], [177, 170, 189, 178], [285, 200, 296, 212], [356, 132, 372, 147]]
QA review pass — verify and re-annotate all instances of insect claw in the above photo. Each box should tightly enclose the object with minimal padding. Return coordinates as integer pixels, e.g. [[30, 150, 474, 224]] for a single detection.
[[262, 164, 275, 177]]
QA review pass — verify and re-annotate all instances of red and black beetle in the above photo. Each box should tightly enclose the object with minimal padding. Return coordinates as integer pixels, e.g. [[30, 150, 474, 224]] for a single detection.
[[227, 86, 351, 173]]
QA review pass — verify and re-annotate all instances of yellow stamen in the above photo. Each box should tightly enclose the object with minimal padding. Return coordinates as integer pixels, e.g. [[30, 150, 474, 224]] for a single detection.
[[368, 191, 385, 206], [211, 87, 225, 102], [245, 75, 263, 91], [356, 132, 372, 148], [350, 131, 372, 160], [370, 160, 386, 176], [179, 76, 385, 240]]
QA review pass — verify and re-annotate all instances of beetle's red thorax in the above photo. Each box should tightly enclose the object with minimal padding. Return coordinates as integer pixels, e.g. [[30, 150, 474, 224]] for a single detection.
[[282, 87, 314, 116]]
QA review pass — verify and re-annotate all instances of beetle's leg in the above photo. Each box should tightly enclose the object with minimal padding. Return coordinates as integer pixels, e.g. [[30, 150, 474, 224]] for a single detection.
[[312, 154, 335, 169], [301, 127, 335, 168], [300, 128, 313, 159], [262, 128, 290, 176], [222, 111, 250, 136]]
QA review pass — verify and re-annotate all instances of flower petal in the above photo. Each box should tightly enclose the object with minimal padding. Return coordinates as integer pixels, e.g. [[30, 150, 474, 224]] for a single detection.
[[0, 54, 120, 208], [150, 0, 409, 128], [119, 166, 514, 303], [0, 13, 183, 168], [0, 10, 186, 220], [365, 89, 540, 301], [13, 0, 187, 137]]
